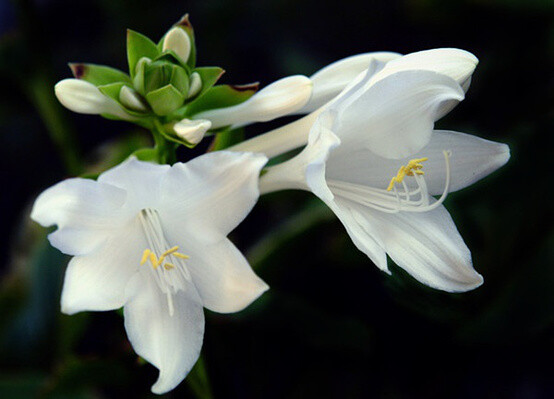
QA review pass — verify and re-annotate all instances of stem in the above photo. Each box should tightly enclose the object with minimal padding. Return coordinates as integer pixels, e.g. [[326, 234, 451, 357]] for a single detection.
[[226, 109, 321, 158], [186, 354, 214, 399], [152, 119, 176, 164]]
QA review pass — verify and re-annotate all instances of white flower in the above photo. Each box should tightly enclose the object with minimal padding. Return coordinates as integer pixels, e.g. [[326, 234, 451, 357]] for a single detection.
[[30, 152, 269, 394], [255, 67, 509, 292], [229, 48, 479, 158]]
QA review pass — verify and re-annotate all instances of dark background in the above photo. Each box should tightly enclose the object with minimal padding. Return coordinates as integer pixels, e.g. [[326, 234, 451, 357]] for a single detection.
[[1, 0, 553, 398]]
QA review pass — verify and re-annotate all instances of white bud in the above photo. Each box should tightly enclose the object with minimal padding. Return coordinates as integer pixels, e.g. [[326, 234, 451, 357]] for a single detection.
[[162, 27, 191, 63], [54, 79, 135, 121], [187, 72, 202, 99], [119, 86, 148, 112], [173, 118, 211, 144], [197, 75, 313, 129]]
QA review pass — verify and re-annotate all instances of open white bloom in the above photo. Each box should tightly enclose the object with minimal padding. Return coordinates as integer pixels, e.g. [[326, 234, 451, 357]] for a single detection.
[[229, 48, 479, 158], [254, 67, 509, 292], [31, 152, 269, 394]]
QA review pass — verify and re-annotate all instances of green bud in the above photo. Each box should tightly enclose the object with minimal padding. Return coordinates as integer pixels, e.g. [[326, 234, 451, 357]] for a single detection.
[[145, 84, 185, 116], [133, 57, 151, 95]]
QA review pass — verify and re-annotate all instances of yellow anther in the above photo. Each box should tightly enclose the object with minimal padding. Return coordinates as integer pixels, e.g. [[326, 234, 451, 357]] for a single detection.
[[140, 246, 189, 270], [387, 157, 429, 191], [140, 249, 151, 265], [161, 246, 180, 257], [163, 263, 175, 270]]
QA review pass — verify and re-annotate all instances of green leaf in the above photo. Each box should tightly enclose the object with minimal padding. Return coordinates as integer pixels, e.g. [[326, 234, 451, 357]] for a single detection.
[[97, 82, 125, 102], [145, 84, 185, 116], [69, 63, 131, 86], [126, 30, 159, 78], [189, 67, 225, 100], [184, 83, 259, 117]]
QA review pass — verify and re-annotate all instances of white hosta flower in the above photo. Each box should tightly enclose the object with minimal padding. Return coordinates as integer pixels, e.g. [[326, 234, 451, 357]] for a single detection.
[[196, 75, 313, 129], [229, 48, 479, 158], [31, 152, 268, 394], [55, 79, 137, 121], [258, 70, 510, 292]]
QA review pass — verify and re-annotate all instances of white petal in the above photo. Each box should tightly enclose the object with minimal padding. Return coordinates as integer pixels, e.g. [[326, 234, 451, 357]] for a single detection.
[[173, 119, 211, 144], [187, 72, 202, 99], [363, 204, 482, 292], [61, 218, 145, 314], [124, 272, 204, 394], [299, 52, 401, 113], [165, 236, 268, 313], [162, 27, 191, 63], [55, 79, 135, 120], [158, 151, 267, 241], [372, 48, 478, 92], [30, 178, 128, 256], [327, 196, 388, 271], [325, 130, 510, 195], [332, 70, 464, 159], [98, 157, 170, 211], [197, 75, 313, 128]]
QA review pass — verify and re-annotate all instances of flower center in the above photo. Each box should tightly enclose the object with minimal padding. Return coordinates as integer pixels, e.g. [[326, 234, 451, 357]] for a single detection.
[[138, 208, 191, 316], [327, 150, 452, 214]]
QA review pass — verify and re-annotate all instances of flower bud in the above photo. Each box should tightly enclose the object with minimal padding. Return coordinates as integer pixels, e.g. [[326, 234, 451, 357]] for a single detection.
[[162, 27, 191, 63], [55, 79, 134, 120], [119, 86, 148, 112], [173, 118, 211, 144], [187, 72, 202, 99], [197, 75, 313, 129]]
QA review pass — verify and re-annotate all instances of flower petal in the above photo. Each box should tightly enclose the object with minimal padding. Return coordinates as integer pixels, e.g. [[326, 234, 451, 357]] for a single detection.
[[124, 272, 204, 394], [361, 204, 482, 292], [169, 236, 268, 313], [332, 70, 464, 159], [325, 130, 510, 195], [372, 48, 478, 93], [299, 52, 401, 113], [98, 157, 170, 211], [30, 178, 127, 256], [197, 75, 313, 128], [61, 218, 145, 314], [159, 151, 267, 242]]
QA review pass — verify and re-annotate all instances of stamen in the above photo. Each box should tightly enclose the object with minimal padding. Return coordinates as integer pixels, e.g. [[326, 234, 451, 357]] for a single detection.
[[387, 157, 429, 191], [140, 249, 151, 265]]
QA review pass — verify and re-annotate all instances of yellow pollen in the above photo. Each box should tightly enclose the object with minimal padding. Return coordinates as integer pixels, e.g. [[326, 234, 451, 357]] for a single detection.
[[140, 246, 189, 270], [387, 157, 429, 191]]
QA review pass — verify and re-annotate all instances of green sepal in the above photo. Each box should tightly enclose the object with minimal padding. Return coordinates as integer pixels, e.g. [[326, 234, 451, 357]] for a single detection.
[[145, 84, 185, 116], [152, 51, 191, 72], [169, 65, 189, 94], [69, 63, 131, 86], [184, 83, 259, 116], [127, 30, 160, 78], [190, 67, 225, 100], [210, 127, 244, 151], [158, 129, 197, 149]]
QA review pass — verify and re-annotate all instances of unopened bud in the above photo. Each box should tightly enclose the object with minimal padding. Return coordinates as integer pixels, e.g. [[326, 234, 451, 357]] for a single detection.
[[162, 27, 191, 63], [187, 72, 202, 99], [119, 86, 148, 112], [173, 118, 211, 144]]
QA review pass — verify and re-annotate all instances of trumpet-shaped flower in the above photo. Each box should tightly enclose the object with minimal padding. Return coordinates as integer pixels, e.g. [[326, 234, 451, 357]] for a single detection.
[[31, 152, 269, 394], [255, 67, 509, 292]]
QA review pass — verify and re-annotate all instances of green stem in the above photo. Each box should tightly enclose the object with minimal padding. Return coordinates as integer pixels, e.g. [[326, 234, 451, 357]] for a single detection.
[[186, 354, 214, 399], [152, 119, 176, 164]]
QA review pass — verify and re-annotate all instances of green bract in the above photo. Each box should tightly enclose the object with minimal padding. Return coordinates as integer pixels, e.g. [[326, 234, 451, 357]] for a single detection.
[[66, 13, 258, 149]]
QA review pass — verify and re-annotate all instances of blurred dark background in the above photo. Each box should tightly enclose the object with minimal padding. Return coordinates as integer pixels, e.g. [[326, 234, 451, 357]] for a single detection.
[[1, 0, 553, 398]]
